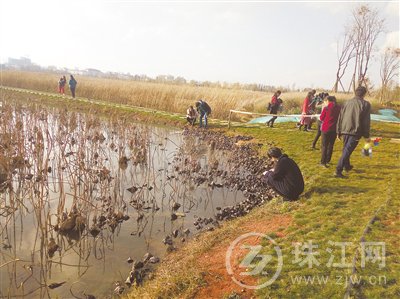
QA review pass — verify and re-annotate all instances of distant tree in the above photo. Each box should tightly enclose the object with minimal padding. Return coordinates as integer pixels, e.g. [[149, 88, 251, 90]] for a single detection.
[[333, 31, 356, 92], [379, 47, 400, 103], [347, 5, 384, 92], [174, 76, 187, 84]]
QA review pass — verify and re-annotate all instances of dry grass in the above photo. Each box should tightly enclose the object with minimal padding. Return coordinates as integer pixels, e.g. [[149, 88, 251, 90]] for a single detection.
[[1, 71, 265, 119], [0, 71, 386, 120]]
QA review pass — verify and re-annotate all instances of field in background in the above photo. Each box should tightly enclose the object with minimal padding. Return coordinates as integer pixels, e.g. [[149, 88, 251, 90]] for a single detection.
[[0, 71, 386, 120]]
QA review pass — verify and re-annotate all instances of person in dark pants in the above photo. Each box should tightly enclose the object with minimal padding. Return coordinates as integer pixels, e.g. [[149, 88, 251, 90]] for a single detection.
[[311, 92, 329, 149], [69, 75, 77, 98], [320, 96, 341, 167], [266, 90, 282, 128], [311, 120, 321, 149], [335, 86, 371, 178], [195, 99, 212, 128], [262, 147, 304, 201]]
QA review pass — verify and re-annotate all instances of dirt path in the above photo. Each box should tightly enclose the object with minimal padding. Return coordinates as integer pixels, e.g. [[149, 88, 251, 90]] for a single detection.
[[194, 215, 292, 299]]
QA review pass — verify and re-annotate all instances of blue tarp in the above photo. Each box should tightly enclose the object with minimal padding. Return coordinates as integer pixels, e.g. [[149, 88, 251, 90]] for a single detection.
[[248, 109, 400, 124]]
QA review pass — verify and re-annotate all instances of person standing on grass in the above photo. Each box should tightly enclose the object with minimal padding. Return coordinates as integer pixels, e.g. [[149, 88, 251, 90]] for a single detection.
[[58, 76, 66, 94], [262, 147, 304, 201], [335, 86, 371, 178], [186, 105, 198, 126], [311, 92, 329, 149], [69, 75, 77, 98], [195, 99, 211, 128], [298, 90, 316, 132], [265, 90, 282, 128], [319, 96, 341, 167]]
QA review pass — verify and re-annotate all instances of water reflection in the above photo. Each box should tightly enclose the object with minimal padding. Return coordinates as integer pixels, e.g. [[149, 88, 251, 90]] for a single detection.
[[0, 101, 246, 298]]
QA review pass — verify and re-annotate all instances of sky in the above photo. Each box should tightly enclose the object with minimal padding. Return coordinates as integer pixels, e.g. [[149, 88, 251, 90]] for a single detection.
[[0, 0, 398, 89]]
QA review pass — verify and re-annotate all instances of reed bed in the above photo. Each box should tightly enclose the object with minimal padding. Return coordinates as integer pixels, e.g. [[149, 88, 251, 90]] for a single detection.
[[1, 71, 268, 119], [2, 70, 381, 120]]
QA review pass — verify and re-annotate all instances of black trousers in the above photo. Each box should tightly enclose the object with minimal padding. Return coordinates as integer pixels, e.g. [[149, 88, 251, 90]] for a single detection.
[[312, 120, 321, 148], [336, 134, 359, 173], [70, 87, 76, 98], [267, 115, 277, 126], [263, 172, 302, 201], [321, 131, 337, 164]]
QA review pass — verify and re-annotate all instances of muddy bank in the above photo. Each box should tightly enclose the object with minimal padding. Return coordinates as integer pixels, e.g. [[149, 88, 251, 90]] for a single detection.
[[122, 128, 279, 295], [181, 128, 277, 222]]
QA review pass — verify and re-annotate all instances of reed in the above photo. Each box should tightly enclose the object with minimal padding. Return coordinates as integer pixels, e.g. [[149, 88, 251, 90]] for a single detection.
[[1, 70, 383, 120]]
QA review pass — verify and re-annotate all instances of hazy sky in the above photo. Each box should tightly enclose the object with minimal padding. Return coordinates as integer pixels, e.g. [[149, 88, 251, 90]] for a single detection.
[[0, 0, 398, 89]]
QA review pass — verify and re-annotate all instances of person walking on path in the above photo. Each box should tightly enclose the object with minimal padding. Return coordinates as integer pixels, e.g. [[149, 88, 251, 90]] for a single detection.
[[58, 76, 66, 94], [298, 90, 316, 131], [265, 90, 282, 128], [262, 147, 304, 201], [195, 99, 212, 128], [69, 75, 77, 98], [319, 96, 341, 167], [335, 86, 371, 178]]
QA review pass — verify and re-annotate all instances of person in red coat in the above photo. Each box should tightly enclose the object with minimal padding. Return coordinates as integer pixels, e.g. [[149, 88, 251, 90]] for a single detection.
[[319, 96, 341, 167], [298, 90, 316, 131]]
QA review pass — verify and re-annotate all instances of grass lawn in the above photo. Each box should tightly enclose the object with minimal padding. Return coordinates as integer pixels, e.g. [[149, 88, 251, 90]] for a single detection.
[[127, 114, 399, 298], [232, 122, 400, 298], [1, 87, 399, 298]]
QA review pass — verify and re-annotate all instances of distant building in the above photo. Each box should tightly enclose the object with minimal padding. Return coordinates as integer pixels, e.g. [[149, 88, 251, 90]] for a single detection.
[[7, 57, 38, 70]]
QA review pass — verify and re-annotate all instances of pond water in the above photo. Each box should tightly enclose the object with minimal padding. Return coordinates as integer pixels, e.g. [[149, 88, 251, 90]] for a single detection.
[[0, 101, 248, 298]]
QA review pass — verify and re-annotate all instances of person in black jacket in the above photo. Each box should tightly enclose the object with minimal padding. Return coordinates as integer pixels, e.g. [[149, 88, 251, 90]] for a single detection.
[[266, 90, 282, 128], [195, 99, 212, 128], [262, 147, 304, 201], [335, 86, 371, 178]]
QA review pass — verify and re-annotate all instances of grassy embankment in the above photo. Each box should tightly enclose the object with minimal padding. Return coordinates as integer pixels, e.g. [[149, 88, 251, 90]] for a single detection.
[[1, 73, 399, 298], [125, 122, 399, 299]]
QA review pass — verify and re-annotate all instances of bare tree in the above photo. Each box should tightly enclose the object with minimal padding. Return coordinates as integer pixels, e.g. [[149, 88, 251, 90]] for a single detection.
[[379, 47, 400, 103], [333, 31, 356, 92], [347, 5, 384, 92]]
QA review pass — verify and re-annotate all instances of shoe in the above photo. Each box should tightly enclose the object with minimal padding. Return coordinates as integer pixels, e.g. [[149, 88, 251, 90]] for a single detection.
[[320, 163, 329, 168], [344, 165, 353, 172], [311, 146, 317, 150], [334, 172, 346, 178]]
